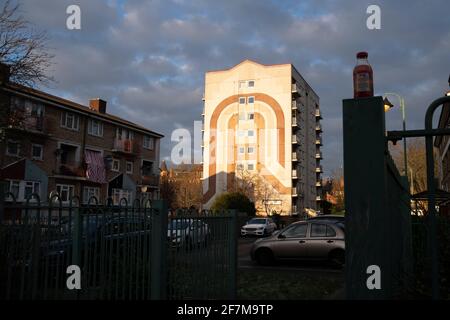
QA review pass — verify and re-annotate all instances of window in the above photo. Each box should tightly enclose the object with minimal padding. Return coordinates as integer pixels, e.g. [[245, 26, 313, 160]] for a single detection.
[[248, 130, 254, 137], [7, 180, 20, 199], [247, 163, 255, 171], [88, 119, 103, 137], [116, 128, 134, 140], [24, 181, 40, 200], [112, 159, 120, 172], [239, 81, 246, 88], [6, 180, 40, 201], [32, 144, 43, 160], [6, 140, 20, 156], [56, 184, 75, 203], [248, 80, 255, 87], [247, 147, 254, 154], [112, 188, 132, 205], [83, 187, 100, 204], [237, 163, 244, 170], [248, 96, 255, 104], [282, 223, 307, 238], [239, 97, 246, 104], [239, 147, 245, 154], [248, 113, 254, 120], [143, 136, 154, 150], [237, 130, 245, 137], [126, 161, 133, 174], [310, 224, 336, 238], [239, 112, 246, 120], [142, 160, 153, 176], [61, 112, 79, 131]]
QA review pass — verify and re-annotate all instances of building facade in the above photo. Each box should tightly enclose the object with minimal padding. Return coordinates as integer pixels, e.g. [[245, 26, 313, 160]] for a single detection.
[[0, 64, 163, 206], [201, 60, 322, 216]]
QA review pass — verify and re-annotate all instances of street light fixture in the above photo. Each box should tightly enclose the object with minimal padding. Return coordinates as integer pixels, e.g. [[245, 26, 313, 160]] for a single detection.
[[384, 93, 408, 180], [383, 97, 394, 112]]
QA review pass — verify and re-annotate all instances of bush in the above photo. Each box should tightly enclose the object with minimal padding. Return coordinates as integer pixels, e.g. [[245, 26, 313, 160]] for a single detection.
[[211, 192, 256, 216]]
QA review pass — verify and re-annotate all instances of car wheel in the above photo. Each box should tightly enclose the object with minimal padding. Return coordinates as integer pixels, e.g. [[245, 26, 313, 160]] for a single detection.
[[329, 249, 345, 268], [256, 248, 274, 266]]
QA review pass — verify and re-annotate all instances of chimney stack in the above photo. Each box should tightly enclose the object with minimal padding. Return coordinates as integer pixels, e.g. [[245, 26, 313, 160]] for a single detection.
[[89, 98, 107, 113], [0, 63, 11, 84]]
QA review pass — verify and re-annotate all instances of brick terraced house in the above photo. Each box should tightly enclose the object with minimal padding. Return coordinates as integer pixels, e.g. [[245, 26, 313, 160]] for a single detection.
[[0, 63, 163, 206]]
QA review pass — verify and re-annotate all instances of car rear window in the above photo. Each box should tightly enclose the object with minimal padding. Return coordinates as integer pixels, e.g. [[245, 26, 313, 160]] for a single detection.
[[311, 224, 336, 237]]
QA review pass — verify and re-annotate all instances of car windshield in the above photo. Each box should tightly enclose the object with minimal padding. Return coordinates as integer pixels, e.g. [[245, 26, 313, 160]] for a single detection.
[[248, 218, 266, 224], [169, 220, 190, 230]]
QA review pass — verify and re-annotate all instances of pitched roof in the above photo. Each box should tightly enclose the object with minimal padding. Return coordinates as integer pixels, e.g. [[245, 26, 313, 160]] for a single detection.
[[3, 82, 164, 138]]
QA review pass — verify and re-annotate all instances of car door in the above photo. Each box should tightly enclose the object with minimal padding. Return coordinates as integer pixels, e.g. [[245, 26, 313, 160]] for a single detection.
[[307, 223, 338, 259], [271, 223, 309, 259]]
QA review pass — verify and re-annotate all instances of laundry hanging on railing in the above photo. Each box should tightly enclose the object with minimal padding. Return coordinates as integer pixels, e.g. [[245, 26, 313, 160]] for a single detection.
[[85, 150, 106, 183]]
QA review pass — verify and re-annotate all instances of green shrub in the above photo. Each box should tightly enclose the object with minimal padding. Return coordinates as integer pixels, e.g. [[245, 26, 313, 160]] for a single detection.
[[211, 192, 256, 216]]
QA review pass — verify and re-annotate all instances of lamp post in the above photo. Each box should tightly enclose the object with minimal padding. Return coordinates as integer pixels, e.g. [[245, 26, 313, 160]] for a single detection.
[[384, 93, 408, 181]]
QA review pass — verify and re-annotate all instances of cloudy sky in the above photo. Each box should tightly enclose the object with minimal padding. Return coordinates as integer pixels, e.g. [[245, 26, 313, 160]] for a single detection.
[[15, 0, 450, 176]]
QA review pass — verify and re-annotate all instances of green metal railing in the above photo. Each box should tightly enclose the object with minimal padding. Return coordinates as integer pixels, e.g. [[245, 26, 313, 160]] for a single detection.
[[0, 193, 237, 300]]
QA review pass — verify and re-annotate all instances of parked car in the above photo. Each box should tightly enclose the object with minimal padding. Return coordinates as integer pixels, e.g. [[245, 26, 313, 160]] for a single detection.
[[167, 219, 210, 248], [307, 214, 345, 231], [250, 220, 345, 267], [241, 218, 277, 237]]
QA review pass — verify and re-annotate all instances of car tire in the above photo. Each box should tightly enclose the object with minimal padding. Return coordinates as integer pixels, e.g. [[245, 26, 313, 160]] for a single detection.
[[329, 249, 345, 268], [255, 248, 274, 266]]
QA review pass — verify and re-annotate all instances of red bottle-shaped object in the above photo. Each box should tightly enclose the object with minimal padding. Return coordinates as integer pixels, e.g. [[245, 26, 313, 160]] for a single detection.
[[353, 51, 374, 98]]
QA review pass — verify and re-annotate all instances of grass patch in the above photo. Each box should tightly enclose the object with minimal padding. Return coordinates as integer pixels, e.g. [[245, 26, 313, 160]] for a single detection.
[[238, 269, 343, 300]]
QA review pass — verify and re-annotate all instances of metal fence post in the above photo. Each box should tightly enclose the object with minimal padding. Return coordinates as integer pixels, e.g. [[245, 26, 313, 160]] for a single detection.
[[151, 199, 168, 300], [0, 181, 4, 223], [72, 204, 82, 299], [343, 96, 392, 299], [227, 209, 237, 299]]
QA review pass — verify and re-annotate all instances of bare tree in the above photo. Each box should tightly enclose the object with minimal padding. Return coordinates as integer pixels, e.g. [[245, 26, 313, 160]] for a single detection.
[[329, 168, 345, 213], [391, 138, 440, 194], [391, 138, 440, 215], [0, 0, 54, 87]]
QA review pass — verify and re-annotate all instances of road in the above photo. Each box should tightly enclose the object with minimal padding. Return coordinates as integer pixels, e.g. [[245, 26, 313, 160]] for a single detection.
[[238, 237, 343, 274]]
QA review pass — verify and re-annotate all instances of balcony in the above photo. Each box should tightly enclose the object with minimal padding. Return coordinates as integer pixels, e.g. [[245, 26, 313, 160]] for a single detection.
[[291, 83, 300, 95], [292, 170, 298, 179], [315, 137, 323, 146], [291, 117, 299, 127], [58, 161, 85, 177], [316, 181, 322, 187], [316, 166, 323, 173], [316, 195, 322, 201], [291, 100, 298, 110], [292, 152, 298, 161], [7, 111, 46, 135], [292, 187, 298, 196], [292, 135, 300, 144], [315, 124, 322, 132], [113, 139, 136, 155], [141, 174, 160, 187], [315, 152, 323, 159], [315, 109, 322, 119]]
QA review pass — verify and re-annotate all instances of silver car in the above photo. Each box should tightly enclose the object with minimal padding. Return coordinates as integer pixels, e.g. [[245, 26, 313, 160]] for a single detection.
[[241, 218, 277, 236], [167, 219, 210, 248], [250, 220, 345, 266]]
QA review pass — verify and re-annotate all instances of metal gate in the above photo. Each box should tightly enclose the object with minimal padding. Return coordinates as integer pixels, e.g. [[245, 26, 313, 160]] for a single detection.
[[0, 194, 237, 300], [343, 94, 450, 299]]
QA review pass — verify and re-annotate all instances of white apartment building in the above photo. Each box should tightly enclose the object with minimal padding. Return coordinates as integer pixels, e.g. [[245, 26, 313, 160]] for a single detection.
[[201, 60, 322, 215]]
